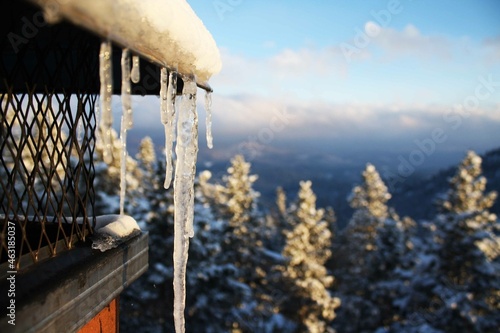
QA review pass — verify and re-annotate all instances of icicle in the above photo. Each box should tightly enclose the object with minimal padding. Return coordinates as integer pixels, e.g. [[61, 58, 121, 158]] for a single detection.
[[119, 48, 133, 215], [121, 49, 133, 130], [162, 68, 177, 189], [204, 91, 213, 149], [160, 68, 169, 123], [99, 41, 113, 164], [160, 68, 170, 187], [173, 78, 198, 333], [131, 55, 141, 84], [119, 116, 127, 215]]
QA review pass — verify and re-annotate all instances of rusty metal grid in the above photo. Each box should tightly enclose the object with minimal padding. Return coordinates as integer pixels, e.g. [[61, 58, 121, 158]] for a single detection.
[[0, 1, 99, 269]]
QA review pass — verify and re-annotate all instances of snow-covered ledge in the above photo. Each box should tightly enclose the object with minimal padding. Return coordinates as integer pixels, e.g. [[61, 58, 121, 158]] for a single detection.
[[27, 0, 222, 90], [0, 227, 148, 333]]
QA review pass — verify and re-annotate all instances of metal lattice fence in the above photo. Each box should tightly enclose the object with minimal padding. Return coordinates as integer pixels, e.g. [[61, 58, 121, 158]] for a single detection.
[[0, 1, 99, 269]]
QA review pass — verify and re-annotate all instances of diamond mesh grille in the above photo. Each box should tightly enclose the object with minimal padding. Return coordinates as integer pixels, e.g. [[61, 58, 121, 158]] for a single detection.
[[0, 1, 99, 269]]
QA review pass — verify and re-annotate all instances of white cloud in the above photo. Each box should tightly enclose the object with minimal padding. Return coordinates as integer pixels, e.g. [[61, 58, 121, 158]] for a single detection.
[[482, 35, 500, 65], [210, 94, 500, 142], [364, 21, 452, 61]]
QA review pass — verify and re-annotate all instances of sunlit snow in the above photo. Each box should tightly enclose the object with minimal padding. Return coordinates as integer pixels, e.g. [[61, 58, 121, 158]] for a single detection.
[[92, 215, 141, 251]]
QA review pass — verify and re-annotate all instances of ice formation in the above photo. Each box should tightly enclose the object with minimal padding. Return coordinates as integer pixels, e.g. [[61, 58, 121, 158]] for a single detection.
[[50, 0, 222, 330], [99, 41, 113, 164], [161, 68, 177, 189], [205, 92, 213, 149], [120, 49, 132, 214], [131, 55, 141, 84], [172, 77, 198, 333], [121, 49, 133, 130]]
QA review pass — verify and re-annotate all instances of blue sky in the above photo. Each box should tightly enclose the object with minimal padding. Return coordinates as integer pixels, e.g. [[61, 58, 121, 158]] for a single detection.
[[132, 1, 500, 170], [188, 0, 500, 103]]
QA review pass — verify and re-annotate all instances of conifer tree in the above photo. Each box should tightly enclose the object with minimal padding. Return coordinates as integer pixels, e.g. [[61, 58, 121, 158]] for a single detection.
[[197, 155, 274, 332], [132, 136, 158, 224], [425, 151, 500, 332], [337, 164, 391, 284], [276, 186, 287, 218], [266, 186, 289, 251], [281, 180, 340, 333], [223, 155, 259, 230], [350, 163, 391, 219], [136, 136, 156, 177], [333, 164, 414, 332]]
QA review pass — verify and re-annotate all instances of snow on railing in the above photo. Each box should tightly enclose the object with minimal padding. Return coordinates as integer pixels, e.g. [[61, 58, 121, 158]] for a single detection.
[[29, 0, 221, 86], [27, 1, 221, 332]]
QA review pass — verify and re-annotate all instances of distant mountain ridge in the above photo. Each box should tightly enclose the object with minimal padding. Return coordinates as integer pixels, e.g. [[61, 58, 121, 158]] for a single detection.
[[389, 147, 500, 221], [198, 147, 500, 228]]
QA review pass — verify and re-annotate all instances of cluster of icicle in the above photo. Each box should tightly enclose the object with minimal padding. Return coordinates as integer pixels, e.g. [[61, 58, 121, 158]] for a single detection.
[[98, 41, 213, 333]]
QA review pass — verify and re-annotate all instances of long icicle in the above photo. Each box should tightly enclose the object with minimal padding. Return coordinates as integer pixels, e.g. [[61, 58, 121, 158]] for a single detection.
[[173, 77, 198, 333], [205, 91, 213, 149], [160, 68, 170, 188], [99, 41, 113, 164], [120, 48, 132, 215], [119, 115, 127, 215], [164, 71, 177, 189], [122, 49, 133, 130]]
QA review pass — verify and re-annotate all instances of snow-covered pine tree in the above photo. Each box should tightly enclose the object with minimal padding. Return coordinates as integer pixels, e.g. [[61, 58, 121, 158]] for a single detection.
[[222, 155, 259, 229], [424, 151, 500, 332], [276, 186, 287, 218], [281, 180, 340, 333], [184, 178, 254, 333], [133, 136, 157, 225], [198, 170, 227, 210], [332, 163, 407, 332], [350, 163, 391, 220], [262, 186, 290, 252], [136, 136, 156, 177], [336, 164, 391, 287], [197, 155, 278, 332], [368, 213, 417, 330]]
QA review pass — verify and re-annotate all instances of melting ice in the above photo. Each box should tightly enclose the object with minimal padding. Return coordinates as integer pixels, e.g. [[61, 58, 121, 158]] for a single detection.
[[205, 92, 213, 149], [120, 48, 133, 215], [98, 45, 213, 333], [161, 68, 177, 189], [172, 78, 198, 333], [131, 55, 141, 84], [99, 41, 113, 165]]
